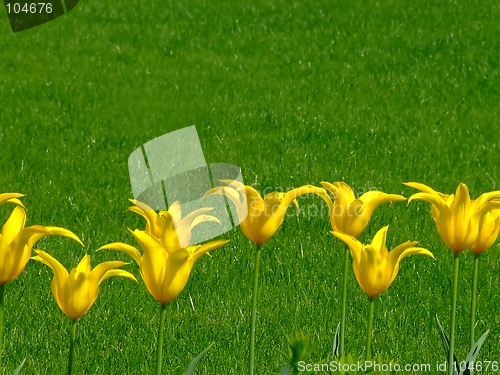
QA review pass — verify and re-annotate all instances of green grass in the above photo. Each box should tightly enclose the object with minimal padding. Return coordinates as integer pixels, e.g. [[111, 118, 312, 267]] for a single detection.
[[1, 0, 499, 373]]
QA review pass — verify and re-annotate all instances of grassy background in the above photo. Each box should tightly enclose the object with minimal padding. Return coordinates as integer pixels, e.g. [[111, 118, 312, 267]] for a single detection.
[[1, 0, 499, 373]]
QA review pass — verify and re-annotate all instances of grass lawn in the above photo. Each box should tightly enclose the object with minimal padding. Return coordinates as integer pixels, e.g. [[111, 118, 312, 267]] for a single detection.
[[0, 0, 499, 373]]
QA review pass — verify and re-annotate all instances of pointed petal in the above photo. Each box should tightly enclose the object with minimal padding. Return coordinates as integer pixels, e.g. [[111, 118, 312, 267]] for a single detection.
[[155, 211, 181, 250], [98, 242, 142, 265], [129, 199, 157, 230], [370, 226, 390, 255], [130, 230, 168, 295], [31, 249, 69, 283], [91, 260, 130, 284], [99, 269, 138, 284], [204, 185, 247, 224], [154, 247, 192, 303], [331, 231, 362, 264], [406, 192, 448, 209], [42, 226, 84, 247], [191, 239, 229, 262], [474, 190, 500, 207], [75, 254, 92, 275], [403, 182, 440, 194], [0, 193, 25, 205], [387, 245, 434, 284], [2, 206, 26, 243], [168, 201, 183, 225], [189, 214, 221, 229], [257, 185, 326, 243], [359, 192, 406, 220], [15, 225, 51, 251]]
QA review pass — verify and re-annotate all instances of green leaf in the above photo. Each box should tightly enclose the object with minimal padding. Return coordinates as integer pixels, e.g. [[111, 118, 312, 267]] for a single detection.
[[182, 342, 214, 375], [332, 322, 341, 358], [279, 363, 292, 375], [459, 329, 489, 375], [12, 359, 26, 375], [436, 314, 459, 375]]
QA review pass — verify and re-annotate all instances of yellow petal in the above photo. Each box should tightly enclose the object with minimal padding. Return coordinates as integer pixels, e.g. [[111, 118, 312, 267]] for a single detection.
[[99, 269, 138, 283], [130, 229, 168, 297], [0, 193, 25, 206], [155, 211, 182, 250], [387, 245, 434, 285], [129, 199, 158, 232], [45, 226, 84, 247], [331, 231, 362, 264], [91, 260, 132, 284], [32, 250, 69, 308], [154, 247, 192, 304], [98, 242, 142, 265], [191, 239, 229, 262], [2, 206, 26, 244]]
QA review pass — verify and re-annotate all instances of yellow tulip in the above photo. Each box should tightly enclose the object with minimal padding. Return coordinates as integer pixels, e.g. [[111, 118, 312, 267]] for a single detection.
[[128, 199, 219, 248], [100, 200, 228, 304], [32, 250, 137, 320], [204, 180, 325, 245], [0, 206, 83, 285], [318, 182, 406, 237], [470, 209, 500, 254], [405, 182, 500, 253], [332, 226, 434, 298]]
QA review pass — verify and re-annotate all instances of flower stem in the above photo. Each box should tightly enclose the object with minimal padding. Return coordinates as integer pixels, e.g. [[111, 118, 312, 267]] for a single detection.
[[366, 297, 375, 361], [449, 253, 460, 375], [67, 319, 78, 375], [470, 254, 479, 351], [156, 303, 167, 375], [249, 244, 262, 375], [0, 284, 5, 369], [340, 246, 349, 357]]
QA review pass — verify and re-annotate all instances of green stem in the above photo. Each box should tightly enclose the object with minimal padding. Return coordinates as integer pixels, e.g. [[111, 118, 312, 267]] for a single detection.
[[470, 254, 479, 351], [156, 304, 167, 375], [366, 297, 375, 361], [449, 253, 460, 375], [340, 246, 349, 357], [249, 244, 262, 375], [67, 319, 78, 375], [0, 284, 5, 370]]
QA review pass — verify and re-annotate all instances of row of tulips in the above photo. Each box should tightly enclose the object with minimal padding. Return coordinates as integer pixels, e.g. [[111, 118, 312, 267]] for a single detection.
[[0, 180, 499, 374]]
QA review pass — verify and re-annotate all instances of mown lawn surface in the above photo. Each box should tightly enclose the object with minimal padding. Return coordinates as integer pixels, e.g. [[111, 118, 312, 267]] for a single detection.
[[0, 0, 499, 373]]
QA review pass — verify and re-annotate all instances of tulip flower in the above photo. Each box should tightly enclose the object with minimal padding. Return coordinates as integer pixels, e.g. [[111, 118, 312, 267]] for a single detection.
[[32, 250, 136, 375], [315, 181, 405, 357], [0, 206, 84, 285], [332, 226, 434, 298], [100, 200, 228, 375], [405, 182, 500, 374], [318, 182, 406, 238], [333, 226, 434, 359], [0, 193, 24, 370], [404, 182, 500, 253], [204, 179, 325, 245], [0, 202, 83, 370], [469, 208, 500, 351], [101, 229, 228, 305], [469, 209, 500, 254], [128, 199, 220, 249], [204, 180, 325, 375]]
